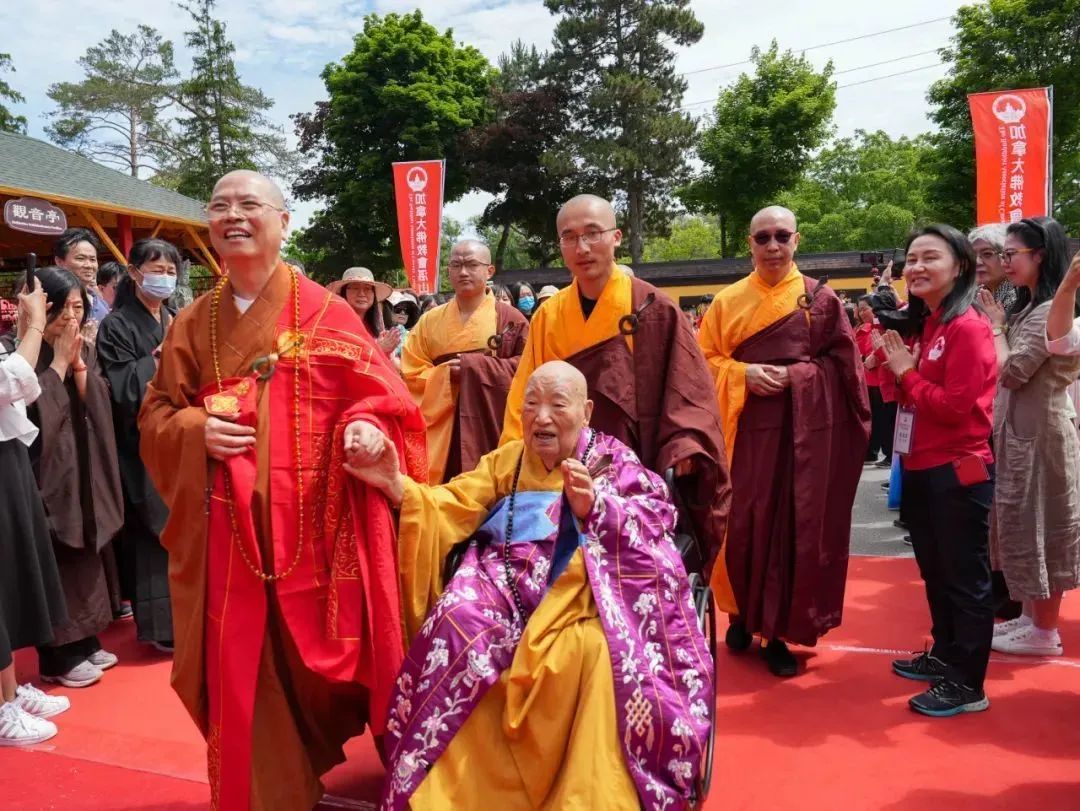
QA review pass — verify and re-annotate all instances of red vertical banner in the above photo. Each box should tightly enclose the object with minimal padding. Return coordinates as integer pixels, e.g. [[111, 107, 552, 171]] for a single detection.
[[392, 160, 445, 295], [968, 87, 1053, 226]]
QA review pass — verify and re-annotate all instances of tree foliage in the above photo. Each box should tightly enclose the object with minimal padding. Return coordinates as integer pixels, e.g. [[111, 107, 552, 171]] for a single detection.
[[544, 0, 704, 262], [683, 43, 836, 256], [460, 41, 572, 270], [0, 53, 27, 134], [292, 11, 494, 279], [159, 0, 294, 199], [927, 0, 1080, 230], [46, 27, 177, 177], [642, 216, 722, 262]]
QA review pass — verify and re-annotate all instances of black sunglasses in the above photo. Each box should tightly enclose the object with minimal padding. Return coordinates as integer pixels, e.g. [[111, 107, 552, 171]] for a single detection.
[[392, 304, 415, 314], [752, 230, 795, 246]]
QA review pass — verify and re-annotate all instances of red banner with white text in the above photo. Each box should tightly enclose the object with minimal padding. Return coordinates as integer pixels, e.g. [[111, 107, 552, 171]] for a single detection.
[[392, 160, 445, 295], [968, 87, 1052, 226]]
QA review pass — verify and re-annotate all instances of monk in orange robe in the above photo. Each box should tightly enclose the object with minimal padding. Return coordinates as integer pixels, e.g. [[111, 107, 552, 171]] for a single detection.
[[139, 170, 427, 810], [697, 205, 870, 678], [401, 239, 527, 483]]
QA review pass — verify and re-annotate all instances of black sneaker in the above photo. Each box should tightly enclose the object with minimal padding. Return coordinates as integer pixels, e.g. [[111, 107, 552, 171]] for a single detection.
[[893, 520, 908, 530], [909, 680, 989, 717], [891, 650, 949, 681], [880, 482, 890, 490], [725, 620, 752, 653], [875, 459, 891, 468], [763, 639, 798, 677]]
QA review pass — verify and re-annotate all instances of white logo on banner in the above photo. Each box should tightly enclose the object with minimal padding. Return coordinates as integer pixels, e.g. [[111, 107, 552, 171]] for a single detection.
[[406, 167, 429, 193], [992, 94, 1027, 124]]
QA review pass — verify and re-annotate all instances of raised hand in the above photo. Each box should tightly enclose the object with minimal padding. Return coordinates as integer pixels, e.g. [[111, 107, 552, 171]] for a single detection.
[[16, 277, 47, 338], [977, 287, 1006, 328], [561, 457, 596, 520], [882, 330, 916, 377], [377, 329, 401, 356]]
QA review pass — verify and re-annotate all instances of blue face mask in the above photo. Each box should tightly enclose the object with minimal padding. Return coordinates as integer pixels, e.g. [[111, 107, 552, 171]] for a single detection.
[[140, 272, 177, 301], [517, 296, 535, 314]]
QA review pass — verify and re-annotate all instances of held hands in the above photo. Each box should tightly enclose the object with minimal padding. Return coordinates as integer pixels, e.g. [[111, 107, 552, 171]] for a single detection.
[[342, 420, 404, 505], [205, 416, 256, 461], [745, 363, 791, 396], [882, 330, 917, 377], [561, 458, 596, 520], [976, 288, 1007, 329]]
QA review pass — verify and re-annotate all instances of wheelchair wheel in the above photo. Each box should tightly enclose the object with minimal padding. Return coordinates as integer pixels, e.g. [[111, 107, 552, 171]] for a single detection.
[[692, 583, 717, 808]]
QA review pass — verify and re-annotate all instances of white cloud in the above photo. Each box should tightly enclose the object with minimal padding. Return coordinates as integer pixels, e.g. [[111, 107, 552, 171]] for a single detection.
[[0, 0, 968, 242]]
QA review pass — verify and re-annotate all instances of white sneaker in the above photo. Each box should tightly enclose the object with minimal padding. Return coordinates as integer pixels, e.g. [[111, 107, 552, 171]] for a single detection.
[[13, 684, 70, 719], [41, 660, 103, 688], [87, 649, 118, 671], [991, 625, 1063, 656], [993, 615, 1032, 638], [0, 702, 58, 746]]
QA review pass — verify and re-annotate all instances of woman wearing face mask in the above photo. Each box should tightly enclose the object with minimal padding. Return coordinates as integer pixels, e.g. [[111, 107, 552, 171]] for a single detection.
[[0, 267, 125, 689], [95, 239, 180, 652], [510, 282, 537, 319]]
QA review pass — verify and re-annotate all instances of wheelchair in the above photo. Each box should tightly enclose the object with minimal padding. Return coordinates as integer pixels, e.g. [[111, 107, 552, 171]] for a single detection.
[[438, 468, 717, 809]]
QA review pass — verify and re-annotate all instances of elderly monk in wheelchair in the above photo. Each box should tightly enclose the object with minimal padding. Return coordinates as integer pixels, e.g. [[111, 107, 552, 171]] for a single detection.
[[345, 360, 713, 811]]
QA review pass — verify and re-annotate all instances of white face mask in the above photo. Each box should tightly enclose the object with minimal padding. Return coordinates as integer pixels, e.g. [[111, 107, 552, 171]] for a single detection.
[[140, 272, 177, 301]]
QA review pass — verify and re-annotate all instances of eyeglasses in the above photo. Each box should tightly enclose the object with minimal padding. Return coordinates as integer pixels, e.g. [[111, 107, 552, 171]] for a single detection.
[[977, 249, 1003, 262], [205, 199, 285, 220], [1001, 248, 1036, 263], [448, 260, 490, 271], [752, 230, 795, 246], [558, 228, 617, 248]]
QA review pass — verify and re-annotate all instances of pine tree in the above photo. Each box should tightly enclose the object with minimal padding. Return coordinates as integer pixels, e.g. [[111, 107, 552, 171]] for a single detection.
[[544, 0, 704, 262], [0, 53, 27, 134]]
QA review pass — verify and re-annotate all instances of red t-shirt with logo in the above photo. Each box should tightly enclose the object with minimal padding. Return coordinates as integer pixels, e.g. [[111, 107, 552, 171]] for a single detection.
[[855, 323, 883, 387], [897, 306, 996, 471]]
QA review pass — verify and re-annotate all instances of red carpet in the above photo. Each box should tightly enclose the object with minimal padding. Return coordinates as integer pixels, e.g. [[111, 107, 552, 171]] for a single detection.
[[4, 556, 1078, 810]]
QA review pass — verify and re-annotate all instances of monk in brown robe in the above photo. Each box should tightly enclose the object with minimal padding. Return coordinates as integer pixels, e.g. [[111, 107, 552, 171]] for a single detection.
[[500, 194, 730, 577], [697, 205, 870, 677], [139, 170, 427, 810], [401, 239, 528, 483]]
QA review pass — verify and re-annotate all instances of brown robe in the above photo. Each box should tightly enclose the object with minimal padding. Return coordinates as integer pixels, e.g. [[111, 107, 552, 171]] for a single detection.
[[138, 267, 372, 810], [562, 278, 731, 574], [21, 338, 124, 646], [444, 301, 528, 479], [727, 279, 870, 645]]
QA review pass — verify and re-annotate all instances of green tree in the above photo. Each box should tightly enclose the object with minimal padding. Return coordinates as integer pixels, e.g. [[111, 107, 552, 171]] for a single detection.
[[461, 41, 572, 270], [683, 43, 836, 256], [474, 218, 540, 270], [544, 0, 704, 262], [0, 53, 27, 134], [46, 27, 178, 177], [642, 216, 722, 261], [927, 0, 1080, 229], [780, 130, 937, 251], [161, 0, 293, 199], [292, 11, 494, 279]]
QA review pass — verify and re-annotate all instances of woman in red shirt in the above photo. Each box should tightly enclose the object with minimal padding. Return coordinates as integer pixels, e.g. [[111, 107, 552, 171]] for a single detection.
[[855, 296, 893, 465], [880, 224, 998, 718]]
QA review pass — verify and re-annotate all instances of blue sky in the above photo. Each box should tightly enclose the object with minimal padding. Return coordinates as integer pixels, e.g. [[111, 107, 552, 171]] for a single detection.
[[0, 0, 968, 235]]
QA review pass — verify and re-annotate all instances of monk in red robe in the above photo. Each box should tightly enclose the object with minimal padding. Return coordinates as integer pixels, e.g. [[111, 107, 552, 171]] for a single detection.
[[697, 205, 870, 677], [139, 170, 427, 810]]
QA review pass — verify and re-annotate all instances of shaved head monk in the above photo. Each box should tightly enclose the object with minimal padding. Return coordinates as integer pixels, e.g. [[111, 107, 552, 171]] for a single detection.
[[401, 238, 528, 483], [345, 360, 713, 810], [138, 169, 427, 809], [697, 204, 870, 677], [500, 194, 731, 579]]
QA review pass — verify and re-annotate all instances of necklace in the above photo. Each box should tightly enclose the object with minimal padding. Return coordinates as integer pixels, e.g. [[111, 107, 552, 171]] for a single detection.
[[502, 429, 596, 623], [209, 268, 306, 583]]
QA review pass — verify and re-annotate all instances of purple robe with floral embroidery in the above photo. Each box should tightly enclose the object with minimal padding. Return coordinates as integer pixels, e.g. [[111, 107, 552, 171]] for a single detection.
[[381, 430, 712, 810]]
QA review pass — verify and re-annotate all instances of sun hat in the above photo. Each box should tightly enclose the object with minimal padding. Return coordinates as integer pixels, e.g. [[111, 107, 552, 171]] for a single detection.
[[328, 267, 392, 301], [388, 290, 420, 309], [537, 284, 559, 302]]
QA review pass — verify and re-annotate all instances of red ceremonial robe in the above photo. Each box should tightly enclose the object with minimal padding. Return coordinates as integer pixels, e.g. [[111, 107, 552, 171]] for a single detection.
[[727, 278, 870, 645]]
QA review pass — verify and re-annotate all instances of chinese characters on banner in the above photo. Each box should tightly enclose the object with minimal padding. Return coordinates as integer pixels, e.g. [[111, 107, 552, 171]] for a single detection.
[[968, 87, 1053, 226], [3, 196, 68, 236], [392, 160, 445, 295]]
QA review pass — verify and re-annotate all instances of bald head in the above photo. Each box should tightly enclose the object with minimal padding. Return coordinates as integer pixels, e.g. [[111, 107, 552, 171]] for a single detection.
[[448, 239, 494, 299], [213, 170, 286, 209], [451, 239, 491, 265], [750, 205, 797, 233], [557, 194, 617, 230], [527, 361, 588, 403], [522, 361, 593, 468]]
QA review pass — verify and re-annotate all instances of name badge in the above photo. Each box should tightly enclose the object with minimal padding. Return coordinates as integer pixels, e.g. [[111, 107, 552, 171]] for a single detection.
[[894, 406, 916, 456]]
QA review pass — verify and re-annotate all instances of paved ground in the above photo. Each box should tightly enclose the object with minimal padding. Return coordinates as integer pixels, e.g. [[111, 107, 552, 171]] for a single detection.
[[850, 459, 912, 558]]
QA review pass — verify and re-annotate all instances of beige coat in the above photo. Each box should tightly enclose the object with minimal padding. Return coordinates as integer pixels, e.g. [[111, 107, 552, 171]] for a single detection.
[[991, 300, 1080, 600]]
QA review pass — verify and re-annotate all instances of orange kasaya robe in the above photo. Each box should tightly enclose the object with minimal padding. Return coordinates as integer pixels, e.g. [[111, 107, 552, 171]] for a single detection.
[[139, 263, 427, 811], [696, 264, 806, 612], [401, 292, 498, 484]]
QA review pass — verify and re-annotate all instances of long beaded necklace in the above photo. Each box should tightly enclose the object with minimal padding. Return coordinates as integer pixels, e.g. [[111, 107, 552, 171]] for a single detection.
[[209, 267, 306, 583], [502, 429, 597, 622]]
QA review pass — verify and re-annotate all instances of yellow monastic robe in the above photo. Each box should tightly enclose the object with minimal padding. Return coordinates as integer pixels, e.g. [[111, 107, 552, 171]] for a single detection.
[[696, 263, 805, 611], [396, 442, 637, 810], [401, 293, 499, 483], [500, 266, 632, 445]]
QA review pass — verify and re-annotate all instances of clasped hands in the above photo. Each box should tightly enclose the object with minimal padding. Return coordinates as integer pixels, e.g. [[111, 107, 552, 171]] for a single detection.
[[873, 329, 921, 378]]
